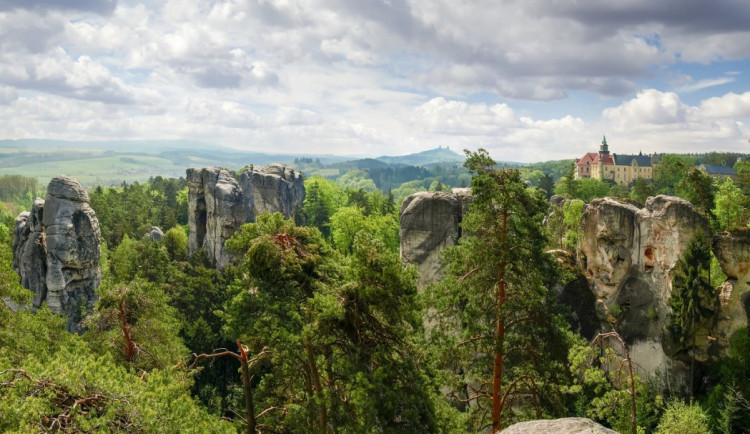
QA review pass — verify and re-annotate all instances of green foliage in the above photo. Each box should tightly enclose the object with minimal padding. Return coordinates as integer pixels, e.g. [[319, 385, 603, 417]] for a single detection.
[[329, 206, 399, 254], [654, 400, 709, 434], [90, 177, 187, 247], [336, 169, 378, 192], [85, 279, 187, 372], [424, 149, 573, 430], [554, 165, 610, 202], [303, 178, 332, 237], [107, 236, 170, 284], [567, 338, 663, 433], [223, 213, 439, 431], [735, 160, 750, 195], [654, 154, 695, 195], [714, 177, 749, 230], [0, 282, 228, 432], [163, 226, 188, 261], [710, 251, 728, 288], [676, 167, 716, 221], [630, 177, 655, 205], [562, 199, 584, 252], [0, 174, 38, 205], [667, 233, 717, 351], [0, 346, 230, 432], [608, 183, 630, 198], [576, 178, 612, 202]]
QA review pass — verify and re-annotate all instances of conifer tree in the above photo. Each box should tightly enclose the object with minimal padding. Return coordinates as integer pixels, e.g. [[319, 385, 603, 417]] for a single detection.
[[667, 232, 717, 395], [424, 149, 571, 432]]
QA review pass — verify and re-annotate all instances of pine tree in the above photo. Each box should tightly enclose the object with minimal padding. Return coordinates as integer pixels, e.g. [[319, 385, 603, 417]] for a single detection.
[[667, 232, 717, 396], [424, 149, 572, 432]]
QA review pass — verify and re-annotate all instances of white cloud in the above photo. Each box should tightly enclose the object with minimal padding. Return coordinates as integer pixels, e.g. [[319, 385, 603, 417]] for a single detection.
[[2, 0, 750, 161], [602, 89, 750, 154]]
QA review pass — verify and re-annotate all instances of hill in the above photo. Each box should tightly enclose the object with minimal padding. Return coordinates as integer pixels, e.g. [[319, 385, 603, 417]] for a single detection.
[[375, 146, 464, 166]]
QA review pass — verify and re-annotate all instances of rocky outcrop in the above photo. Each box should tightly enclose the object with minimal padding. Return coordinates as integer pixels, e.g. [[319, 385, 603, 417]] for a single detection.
[[12, 176, 101, 333], [581, 195, 710, 391], [187, 164, 305, 268], [713, 229, 750, 349], [187, 167, 245, 270], [146, 226, 164, 242], [242, 164, 305, 221], [399, 188, 471, 290], [501, 417, 617, 434]]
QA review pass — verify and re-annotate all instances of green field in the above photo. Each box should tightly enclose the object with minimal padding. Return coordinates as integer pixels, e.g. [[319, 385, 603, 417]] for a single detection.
[[0, 155, 187, 187]]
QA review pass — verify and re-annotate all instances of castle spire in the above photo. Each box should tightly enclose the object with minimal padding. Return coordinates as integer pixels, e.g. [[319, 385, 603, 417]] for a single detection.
[[600, 135, 610, 156]]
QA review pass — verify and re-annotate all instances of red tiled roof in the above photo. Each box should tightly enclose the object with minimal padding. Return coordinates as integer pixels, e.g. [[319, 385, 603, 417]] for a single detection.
[[577, 152, 613, 166], [577, 152, 598, 166]]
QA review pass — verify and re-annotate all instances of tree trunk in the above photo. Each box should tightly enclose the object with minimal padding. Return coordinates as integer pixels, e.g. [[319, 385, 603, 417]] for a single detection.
[[492, 212, 508, 434], [238, 344, 257, 434], [305, 336, 327, 434], [119, 299, 135, 363]]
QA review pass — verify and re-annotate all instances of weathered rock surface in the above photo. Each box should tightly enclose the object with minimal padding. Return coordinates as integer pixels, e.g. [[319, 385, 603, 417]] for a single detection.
[[12, 176, 101, 333], [399, 188, 471, 290], [243, 164, 305, 221], [147, 226, 164, 241], [501, 417, 617, 434], [187, 164, 304, 268], [713, 229, 750, 349], [187, 167, 245, 270], [581, 195, 710, 390]]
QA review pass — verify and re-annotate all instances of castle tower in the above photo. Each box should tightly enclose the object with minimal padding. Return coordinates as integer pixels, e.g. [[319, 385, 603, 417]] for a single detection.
[[599, 135, 610, 156]]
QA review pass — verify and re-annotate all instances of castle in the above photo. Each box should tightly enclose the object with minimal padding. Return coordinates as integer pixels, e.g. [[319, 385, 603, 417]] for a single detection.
[[575, 136, 655, 185]]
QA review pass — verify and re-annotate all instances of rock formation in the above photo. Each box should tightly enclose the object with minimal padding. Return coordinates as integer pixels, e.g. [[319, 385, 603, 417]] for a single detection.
[[187, 164, 304, 268], [713, 229, 750, 350], [12, 176, 102, 333], [146, 226, 164, 241], [400, 189, 750, 392], [501, 417, 617, 434], [399, 188, 471, 290], [580, 195, 711, 391], [243, 164, 305, 221]]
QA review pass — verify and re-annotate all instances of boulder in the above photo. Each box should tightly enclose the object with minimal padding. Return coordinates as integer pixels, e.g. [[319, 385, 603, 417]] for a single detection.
[[399, 189, 470, 290], [12, 176, 101, 333], [187, 164, 305, 269], [501, 417, 617, 434], [147, 226, 164, 241]]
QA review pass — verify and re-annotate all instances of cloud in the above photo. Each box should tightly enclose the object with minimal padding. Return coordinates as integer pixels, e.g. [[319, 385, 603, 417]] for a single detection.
[[0, 86, 18, 104], [0, 49, 141, 104], [677, 77, 735, 93], [0, 0, 117, 15], [604, 89, 689, 127], [602, 89, 750, 153]]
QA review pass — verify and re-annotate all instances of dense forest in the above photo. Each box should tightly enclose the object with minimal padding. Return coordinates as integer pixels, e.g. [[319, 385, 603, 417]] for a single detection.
[[1, 151, 750, 433]]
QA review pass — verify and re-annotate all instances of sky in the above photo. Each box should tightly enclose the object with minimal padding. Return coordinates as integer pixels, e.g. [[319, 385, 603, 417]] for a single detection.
[[1, 0, 749, 162]]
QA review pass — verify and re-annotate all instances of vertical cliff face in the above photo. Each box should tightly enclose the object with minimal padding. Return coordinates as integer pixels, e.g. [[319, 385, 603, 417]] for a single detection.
[[400, 189, 750, 392], [187, 167, 246, 270], [243, 164, 305, 221], [581, 195, 712, 391], [11, 176, 102, 333], [399, 188, 471, 290], [187, 164, 305, 268], [713, 230, 750, 350]]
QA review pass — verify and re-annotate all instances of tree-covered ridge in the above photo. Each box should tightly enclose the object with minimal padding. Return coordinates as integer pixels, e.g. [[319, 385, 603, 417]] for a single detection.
[[1, 148, 750, 432]]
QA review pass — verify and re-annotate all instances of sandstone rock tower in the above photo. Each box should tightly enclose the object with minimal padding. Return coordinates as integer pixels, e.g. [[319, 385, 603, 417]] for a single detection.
[[12, 176, 102, 333], [187, 164, 305, 269]]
